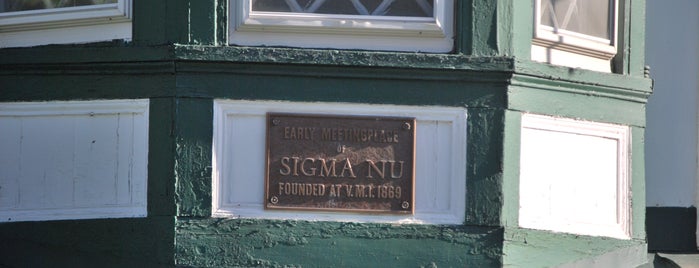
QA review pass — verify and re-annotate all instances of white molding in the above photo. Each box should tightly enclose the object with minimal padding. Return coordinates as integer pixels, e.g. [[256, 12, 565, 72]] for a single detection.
[[531, 0, 618, 72], [0, 0, 131, 47], [519, 114, 631, 239], [0, 99, 148, 222], [212, 100, 467, 224], [229, 0, 454, 52]]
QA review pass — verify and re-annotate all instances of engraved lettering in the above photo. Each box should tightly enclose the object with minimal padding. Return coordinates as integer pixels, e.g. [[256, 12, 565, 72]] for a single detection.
[[291, 156, 301, 176], [280, 157, 291, 175], [301, 157, 316, 176], [340, 159, 356, 178], [390, 161, 404, 179], [318, 159, 337, 177], [366, 160, 386, 179]]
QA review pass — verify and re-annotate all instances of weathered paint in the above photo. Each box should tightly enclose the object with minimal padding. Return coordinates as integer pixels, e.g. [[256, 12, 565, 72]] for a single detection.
[[174, 98, 213, 217], [175, 218, 503, 267], [503, 228, 648, 267]]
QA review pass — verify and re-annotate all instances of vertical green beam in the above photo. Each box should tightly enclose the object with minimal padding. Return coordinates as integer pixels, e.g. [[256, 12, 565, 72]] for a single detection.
[[465, 108, 505, 226], [631, 126, 646, 240], [614, 0, 645, 76], [133, 0, 187, 45], [149, 98, 177, 216], [627, 0, 646, 76], [501, 110, 522, 227], [458, 0, 499, 56], [455, 0, 473, 54], [508, 0, 533, 59], [188, 0, 219, 45], [133, 0, 218, 45], [174, 98, 214, 217], [456, 0, 532, 57]]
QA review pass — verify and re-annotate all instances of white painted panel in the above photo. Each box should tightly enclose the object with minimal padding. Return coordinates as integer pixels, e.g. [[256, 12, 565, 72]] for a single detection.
[[519, 114, 630, 239], [0, 100, 148, 222], [212, 100, 467, 224], [0, 117, 21, 209]]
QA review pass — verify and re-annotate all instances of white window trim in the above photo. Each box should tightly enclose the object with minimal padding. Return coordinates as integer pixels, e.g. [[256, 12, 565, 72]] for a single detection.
[[229, 0, 454, 52], [0, 0, 131, 48], [531, 0, 618, 72], [519, 114, 631, 239]]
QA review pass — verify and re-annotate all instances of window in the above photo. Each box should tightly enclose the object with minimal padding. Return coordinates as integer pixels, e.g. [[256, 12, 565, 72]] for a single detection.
[[0, 0, 131, 48], [229, 0, 454, 52], [531, 0, 618, 72]]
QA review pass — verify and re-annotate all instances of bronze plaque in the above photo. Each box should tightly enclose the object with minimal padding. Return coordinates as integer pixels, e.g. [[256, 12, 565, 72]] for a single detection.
[[265, 113, 415, 214]]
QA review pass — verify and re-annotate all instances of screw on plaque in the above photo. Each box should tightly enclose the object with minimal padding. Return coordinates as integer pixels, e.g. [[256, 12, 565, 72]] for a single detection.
[[402, 122, 411, 130], [272, 118, 281, 126], [270, 196, 279, 204], [401, 201, 410, 209]]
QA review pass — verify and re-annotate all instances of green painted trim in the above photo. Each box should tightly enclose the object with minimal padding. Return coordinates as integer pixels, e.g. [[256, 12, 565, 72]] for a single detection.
[[627, 0, 647, 77], [647, 207, 698, 252], [0, 217, 176, 267], [510, 73, 651, 103], [465, 108, 505, 226], [508, 0, 533, 59], [149, 98, 178, 216], [174, 45, 516, 71], [173, 65, 509, 108], [469, 0, 499, 56], [631, 126, 646, 240], [508, 84, 647, 127], [455, 0, 473, 54], [174, 98, 213, 217], [187, 0, 218, 45], [503, 228, 647, 267], [501, 110, 522, 227], [0, 74, 175, 102], [513, 61, 653, 95], [175, 218, 504, 267], [0, 45, 174, 65]]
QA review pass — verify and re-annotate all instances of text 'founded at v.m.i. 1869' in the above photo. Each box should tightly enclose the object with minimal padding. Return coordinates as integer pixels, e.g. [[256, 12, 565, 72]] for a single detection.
[[265, 113, 415, 214]]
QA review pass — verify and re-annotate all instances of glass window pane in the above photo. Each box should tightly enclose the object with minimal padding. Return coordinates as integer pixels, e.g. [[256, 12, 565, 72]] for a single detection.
[[252, 0, 434, 17], [540, 0, 611, 39], [0, 0, 117, 13]]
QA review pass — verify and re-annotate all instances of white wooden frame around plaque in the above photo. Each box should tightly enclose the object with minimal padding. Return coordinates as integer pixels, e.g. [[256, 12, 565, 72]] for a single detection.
[[212, 100, 467, 224]]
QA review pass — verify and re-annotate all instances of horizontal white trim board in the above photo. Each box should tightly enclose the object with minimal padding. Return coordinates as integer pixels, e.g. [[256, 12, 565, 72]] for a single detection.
[[212, 100, 467, 224], [0, 99, 148, 222], [519, 114, 631, 239]]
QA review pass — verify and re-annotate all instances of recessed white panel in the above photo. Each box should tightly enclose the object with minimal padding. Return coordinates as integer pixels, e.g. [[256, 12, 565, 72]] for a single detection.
[[519, 114, 630, 239], [0, 99, 148, 222], [212, 100, 467, 224]]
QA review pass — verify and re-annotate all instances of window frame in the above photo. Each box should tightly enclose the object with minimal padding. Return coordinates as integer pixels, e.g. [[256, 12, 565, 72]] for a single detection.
[[531, 0, 619, 71], [0, 0, 131, 48], [228, 0, 454, 53]]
